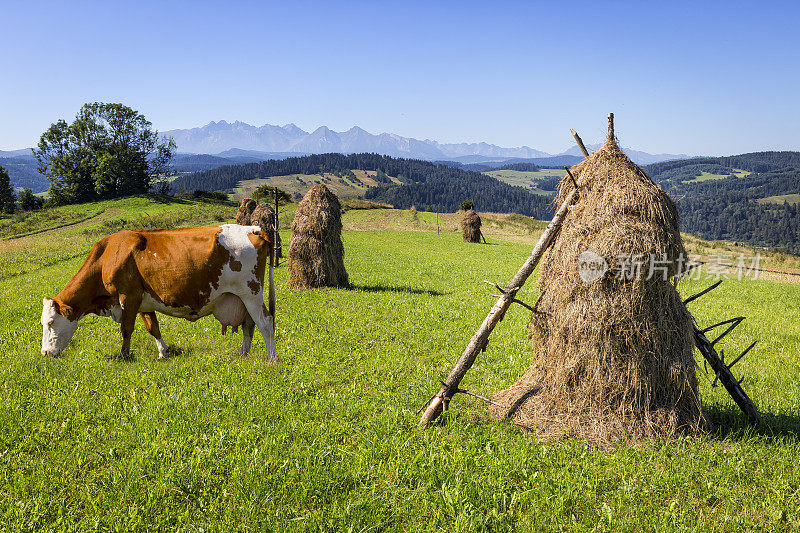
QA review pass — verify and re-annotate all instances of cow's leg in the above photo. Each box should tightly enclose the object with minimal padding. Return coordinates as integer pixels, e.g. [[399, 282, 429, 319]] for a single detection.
[[140, 312, 168, 359], [241, 297, 277, 361], [118, 294, 141, 360], [241, 313, 255, 356]]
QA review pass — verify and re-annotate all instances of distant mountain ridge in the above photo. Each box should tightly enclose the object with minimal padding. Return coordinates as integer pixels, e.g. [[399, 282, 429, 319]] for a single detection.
[[160, 120, 689, 165]]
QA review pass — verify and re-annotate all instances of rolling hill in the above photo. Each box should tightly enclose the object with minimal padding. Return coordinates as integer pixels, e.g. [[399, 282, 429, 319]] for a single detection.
[[172, 150, 800, 253], [171, 153, 555, 219]]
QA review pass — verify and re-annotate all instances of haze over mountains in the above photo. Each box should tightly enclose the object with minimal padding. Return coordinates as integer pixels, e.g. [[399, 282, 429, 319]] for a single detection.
[[161, 121, 689, 165]]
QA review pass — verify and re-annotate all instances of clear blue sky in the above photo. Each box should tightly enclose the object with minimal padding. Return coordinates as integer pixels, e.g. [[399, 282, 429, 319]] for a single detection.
[[2, 0, 799, 155]]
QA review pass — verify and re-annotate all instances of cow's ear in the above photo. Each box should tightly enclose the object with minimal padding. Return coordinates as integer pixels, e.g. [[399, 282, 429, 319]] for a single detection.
[[47, 298, 61, 314], [58, 303, 77, 320]]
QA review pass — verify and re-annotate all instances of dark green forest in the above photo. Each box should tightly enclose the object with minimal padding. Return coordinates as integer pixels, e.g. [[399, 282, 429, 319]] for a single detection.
[[172, 150, 800, 252], [171, 153, 555, 218], [644, 152, 800, 252]]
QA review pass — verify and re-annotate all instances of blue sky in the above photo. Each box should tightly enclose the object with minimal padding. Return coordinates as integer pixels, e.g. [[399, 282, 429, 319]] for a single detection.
[[2, 0, 798, 155]]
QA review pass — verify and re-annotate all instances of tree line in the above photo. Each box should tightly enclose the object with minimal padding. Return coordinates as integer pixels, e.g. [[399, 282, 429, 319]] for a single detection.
[[173, 152, 554, 217], [0, 165, 43, 214], [643, 156, 800, 252]]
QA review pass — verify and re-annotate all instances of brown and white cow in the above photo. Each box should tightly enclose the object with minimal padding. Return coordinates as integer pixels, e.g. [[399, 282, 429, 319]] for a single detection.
[[40, 224, 277, 360]]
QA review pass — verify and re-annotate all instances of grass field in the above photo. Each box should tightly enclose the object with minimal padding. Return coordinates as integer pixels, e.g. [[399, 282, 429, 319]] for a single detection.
[[2, 197, 800, 530], [757, 194, 800, 205], [235, 170, 399, 201], [484, 169, 564, 196], [684, 168, 752, 183]]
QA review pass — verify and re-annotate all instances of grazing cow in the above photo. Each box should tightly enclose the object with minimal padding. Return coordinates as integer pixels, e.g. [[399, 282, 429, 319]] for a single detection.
[[40, 224, 277, 361]]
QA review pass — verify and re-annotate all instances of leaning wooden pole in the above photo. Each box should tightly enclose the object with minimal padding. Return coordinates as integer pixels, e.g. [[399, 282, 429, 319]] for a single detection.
[[419, 186, 579, 428], [273, 186, 280, 267]]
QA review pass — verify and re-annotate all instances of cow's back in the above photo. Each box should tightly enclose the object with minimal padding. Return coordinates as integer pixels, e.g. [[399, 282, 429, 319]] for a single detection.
[[124, 225, 271, 310]]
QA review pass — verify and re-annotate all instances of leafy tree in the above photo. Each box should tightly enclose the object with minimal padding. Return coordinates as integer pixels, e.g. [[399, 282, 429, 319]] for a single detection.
[[0, 165, 15, 214], [459, 200, 474, 211], [253, 185, 292, 206], [18, 188, 44, 211], [34, 102, 175, 204]]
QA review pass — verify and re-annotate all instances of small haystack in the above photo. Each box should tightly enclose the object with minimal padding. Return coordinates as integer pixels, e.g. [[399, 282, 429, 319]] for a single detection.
[[492, 124, 705, 445], [237, 197, 282, 259], [462, 209, 483, 243], [287, 184, 349, 288], [251, 202, 283, 259], [236, 198, 257, 225]]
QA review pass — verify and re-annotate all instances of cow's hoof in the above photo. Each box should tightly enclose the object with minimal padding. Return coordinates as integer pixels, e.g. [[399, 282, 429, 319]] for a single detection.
[[158, 351, 169, 359], [114, 351, 133, 361]]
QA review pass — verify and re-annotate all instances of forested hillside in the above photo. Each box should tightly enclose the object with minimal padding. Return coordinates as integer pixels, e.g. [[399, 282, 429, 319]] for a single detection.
[[172, 150, 800, 252], [0, 155, 48, 192], [644, 152, 800, 252], [172, 153, 554, 218]]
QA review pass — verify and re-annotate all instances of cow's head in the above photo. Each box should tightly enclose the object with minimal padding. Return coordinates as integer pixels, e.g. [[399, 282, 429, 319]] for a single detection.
[[41, 297, 79, 357]]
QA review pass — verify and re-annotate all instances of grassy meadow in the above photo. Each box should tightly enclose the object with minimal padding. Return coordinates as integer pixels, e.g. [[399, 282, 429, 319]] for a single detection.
[[684, 169, 752, 183], [235, 170, 400, 201], [484, 169, 565, 196], [2, 197, 800, 530], [758, 194, 800, 206]]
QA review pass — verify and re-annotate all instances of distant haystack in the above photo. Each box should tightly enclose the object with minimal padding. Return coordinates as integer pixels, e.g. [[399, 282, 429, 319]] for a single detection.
[[236, 197, 282, 260], [236, 198, 257, 225], [491, 128, 705, 445], [288, 184, 349, 288], [461, 209, 482, 243]]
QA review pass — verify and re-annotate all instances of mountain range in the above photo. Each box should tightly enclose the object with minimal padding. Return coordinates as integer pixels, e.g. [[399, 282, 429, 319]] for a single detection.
[[160, 121, 689, 165], [0, 122, 691, 192]]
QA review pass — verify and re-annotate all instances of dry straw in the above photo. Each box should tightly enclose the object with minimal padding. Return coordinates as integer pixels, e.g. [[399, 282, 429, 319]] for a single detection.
[[288, 184, 349, 288], [236, 198, 257, 225], [491, 132, 706, 446], [236, 198, 283, 258], [461, 209, 482, 243]]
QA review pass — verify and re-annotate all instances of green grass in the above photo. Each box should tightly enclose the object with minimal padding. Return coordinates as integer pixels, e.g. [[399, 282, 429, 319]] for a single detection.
[[2, 197, 800, 530], [757, 193, 800, 205], [0, 205, 104, 239], [484, 169, 564, 196], [236, 170, 397, 202], [684, 168, 752, 183]]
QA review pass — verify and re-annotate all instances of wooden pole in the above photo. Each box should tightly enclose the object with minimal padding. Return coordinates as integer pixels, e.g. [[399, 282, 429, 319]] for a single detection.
[[693, 327, 760, 424], [571, 129, 590, 158], [419, 186, 579, 428], [607, 112, 615, 140], [274, 186, 280, 267]]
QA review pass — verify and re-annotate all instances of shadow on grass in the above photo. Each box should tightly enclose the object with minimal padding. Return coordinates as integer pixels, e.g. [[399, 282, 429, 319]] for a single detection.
[[705, 403, 800, 441], [164, 345, 188, 359], [504, 386, 542, 418], [106, 344, 189, 362], [349, 283, 450, 296]]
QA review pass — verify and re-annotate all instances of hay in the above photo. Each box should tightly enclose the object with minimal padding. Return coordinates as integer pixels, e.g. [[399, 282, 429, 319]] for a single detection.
[[236, 198, 282, 259], [288, 184, 349, 288], [236, 198, 256, 225], [462, 209, 482, 243], [491, 132, 706, 446]]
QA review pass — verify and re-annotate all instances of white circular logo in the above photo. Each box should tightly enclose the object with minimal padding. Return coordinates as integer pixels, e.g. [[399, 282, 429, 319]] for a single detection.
[[578, 250, 608, 283]]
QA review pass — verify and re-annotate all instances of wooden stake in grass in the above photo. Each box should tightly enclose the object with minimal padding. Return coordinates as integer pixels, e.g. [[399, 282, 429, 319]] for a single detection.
[[419, 186, 579, 428]]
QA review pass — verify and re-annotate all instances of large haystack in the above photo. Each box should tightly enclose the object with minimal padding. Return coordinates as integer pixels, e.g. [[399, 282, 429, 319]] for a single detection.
[[288, 184, 349, 288], [462, 209, 482, 243], [492, 129, 705, 445]]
